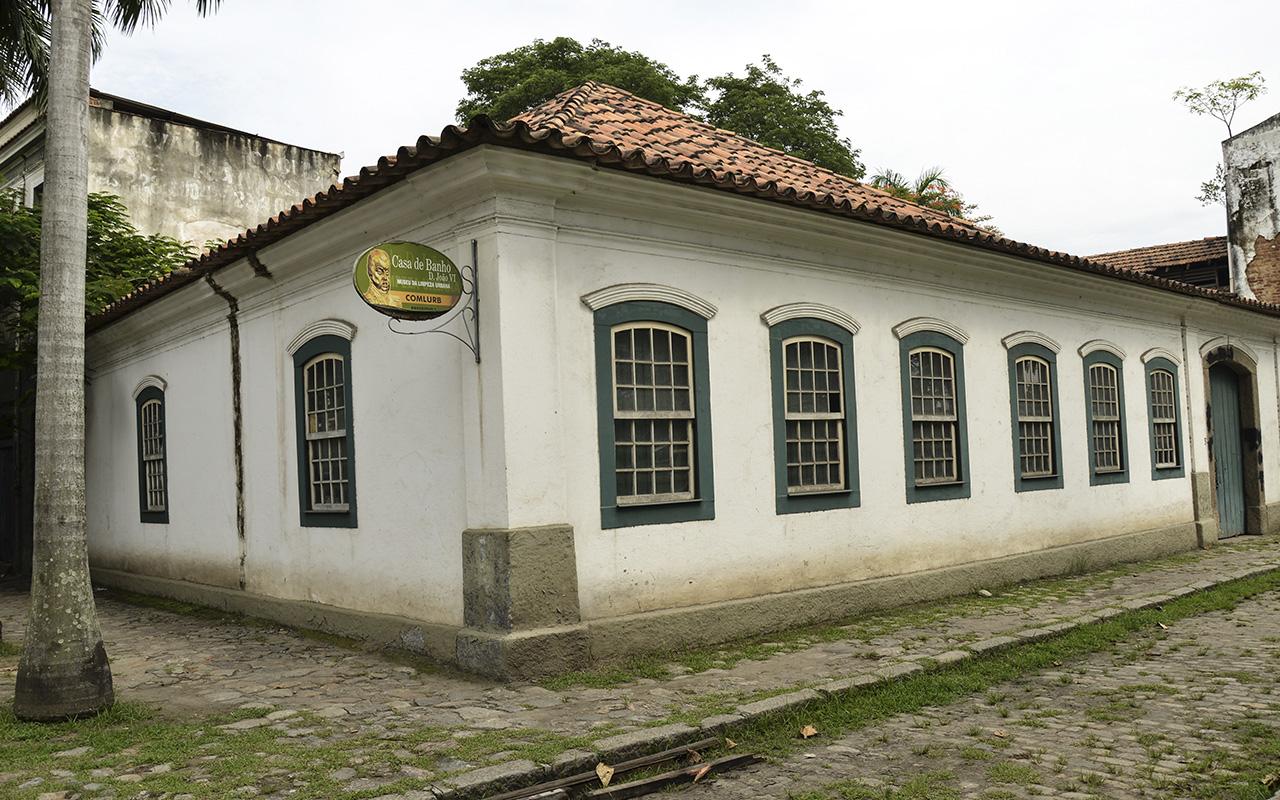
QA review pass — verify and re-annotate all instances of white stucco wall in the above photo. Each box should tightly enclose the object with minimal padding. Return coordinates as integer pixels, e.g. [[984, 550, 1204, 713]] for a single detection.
[[477, 151, 1280, 623]]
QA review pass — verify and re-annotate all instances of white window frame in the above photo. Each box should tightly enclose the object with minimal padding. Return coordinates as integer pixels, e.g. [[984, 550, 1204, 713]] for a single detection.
[[1089, 363, 1123, 473], [610, 321, 696, 506], [1014, 355, 1055, 479], [140, 397, 167, 512], [783, 335, 846, 495], [303, 352, 351, 513], [909, 346, 960, 486]]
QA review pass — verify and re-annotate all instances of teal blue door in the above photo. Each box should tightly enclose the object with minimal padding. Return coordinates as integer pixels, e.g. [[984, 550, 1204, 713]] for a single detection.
[[1209, 364, 1246, 537]]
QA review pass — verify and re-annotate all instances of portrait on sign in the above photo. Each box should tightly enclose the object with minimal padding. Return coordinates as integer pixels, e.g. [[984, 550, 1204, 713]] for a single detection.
[[352, 241, 463, 320]]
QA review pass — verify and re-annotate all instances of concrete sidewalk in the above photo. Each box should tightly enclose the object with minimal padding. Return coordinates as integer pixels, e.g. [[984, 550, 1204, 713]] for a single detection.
[[2, 536, 1278, 798]]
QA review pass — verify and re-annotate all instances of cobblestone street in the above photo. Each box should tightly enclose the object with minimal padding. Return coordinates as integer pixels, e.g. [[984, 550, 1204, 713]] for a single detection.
[[686, 587, 1280, 799], [1, 539, 1278, 797]]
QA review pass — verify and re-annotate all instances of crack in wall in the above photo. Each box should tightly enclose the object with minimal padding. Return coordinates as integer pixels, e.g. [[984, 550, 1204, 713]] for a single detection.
[[204, 274, 247, 590]]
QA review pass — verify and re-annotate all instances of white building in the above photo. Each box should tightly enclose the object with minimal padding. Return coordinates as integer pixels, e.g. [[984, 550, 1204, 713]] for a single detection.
[[83, 84, 1280, 679]]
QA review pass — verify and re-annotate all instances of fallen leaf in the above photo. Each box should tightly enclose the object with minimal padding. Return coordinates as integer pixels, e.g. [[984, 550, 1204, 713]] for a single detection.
[[596, 763, 615, 788], [800, 724, 818, 739], [1263, 773, 1279, 788], [688, 749, 703, 763], [1158, 622, 1169, 630], [692, 764, 712, 783], [993, 729, 1008, 738], [978, 589, 993, 597], [725, 737, 738, 749]]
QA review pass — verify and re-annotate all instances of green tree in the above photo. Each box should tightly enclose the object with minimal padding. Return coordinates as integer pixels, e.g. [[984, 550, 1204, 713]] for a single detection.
[[0, 189, 193, 373], [456, 36, 704, 121], [0, 0, 219, 722], [701, 56, 864, 179], [869, 165, 992, 226], [1173, 71, 1267, 205]]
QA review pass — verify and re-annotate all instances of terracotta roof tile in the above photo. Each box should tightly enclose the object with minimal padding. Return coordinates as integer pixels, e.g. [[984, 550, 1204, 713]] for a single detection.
[[1089, 236, 1227, 273], [89, 83, 1280, 330]]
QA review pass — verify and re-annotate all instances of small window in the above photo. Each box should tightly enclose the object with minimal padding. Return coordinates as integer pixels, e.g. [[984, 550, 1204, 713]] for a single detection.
[[293, 334, 357, 527], [31, 182, 43, 206], [768, 318, 860, 514], [1083, 350, 1129, 485], [135, 385, 169, 523], [1145, 357, 1185, 480], [898, 329, 970, 503], [594, 300, 714, 528], [1005, 342, 1063, 491]]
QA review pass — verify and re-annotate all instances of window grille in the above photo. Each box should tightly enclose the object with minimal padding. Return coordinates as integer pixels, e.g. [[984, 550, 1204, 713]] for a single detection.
[[611, 323, 695, 504], [140, 398, 166, 512], [304, 353, 350, 512], [909, 347, 959, 484], [783, 336, 845, 493], [1089, 363, 1123, 473], [1015, 356, 1055, 478], [1149, 369, 1179, 469]]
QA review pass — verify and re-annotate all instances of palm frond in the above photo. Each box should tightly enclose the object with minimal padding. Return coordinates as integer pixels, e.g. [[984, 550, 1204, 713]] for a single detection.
[[0, 0, 49, 105], [104, 0, 220, 35]]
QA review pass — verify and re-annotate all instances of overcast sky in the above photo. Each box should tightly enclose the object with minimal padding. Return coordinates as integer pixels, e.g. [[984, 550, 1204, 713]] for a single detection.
[[49, 0, 1280, 255]]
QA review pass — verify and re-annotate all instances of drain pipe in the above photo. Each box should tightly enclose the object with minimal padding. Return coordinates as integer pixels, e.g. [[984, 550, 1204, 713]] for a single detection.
[[205, 273, 249, 589]]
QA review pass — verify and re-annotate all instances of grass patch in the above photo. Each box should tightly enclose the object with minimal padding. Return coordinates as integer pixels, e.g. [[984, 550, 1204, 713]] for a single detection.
[[0, 639, 20, 658], [790, 771, 959, 799], [685, 568, 1280, 775]]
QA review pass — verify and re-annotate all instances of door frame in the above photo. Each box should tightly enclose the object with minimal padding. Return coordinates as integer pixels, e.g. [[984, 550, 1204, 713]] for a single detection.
[[1201, 341, 1265, 537]]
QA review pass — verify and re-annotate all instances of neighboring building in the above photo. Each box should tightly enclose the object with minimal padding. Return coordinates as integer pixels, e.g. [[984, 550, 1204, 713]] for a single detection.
[[81, 83, 1280, 680], [0, 89, 342, 244], [1224, 111, 1280, 304], [0, 90, 342, 577], [1089, 237, 1229, 290]]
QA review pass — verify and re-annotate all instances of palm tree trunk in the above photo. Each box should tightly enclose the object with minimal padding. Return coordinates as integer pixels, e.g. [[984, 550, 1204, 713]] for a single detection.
[[13, 0, 114, 722]]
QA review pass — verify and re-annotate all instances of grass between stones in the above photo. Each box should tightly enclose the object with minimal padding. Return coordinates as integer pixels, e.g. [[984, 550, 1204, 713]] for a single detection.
[[688, 568, 1280, 800]]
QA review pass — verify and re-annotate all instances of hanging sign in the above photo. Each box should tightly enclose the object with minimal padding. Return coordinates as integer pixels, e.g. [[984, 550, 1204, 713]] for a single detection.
[[353, 241, 463, 320]]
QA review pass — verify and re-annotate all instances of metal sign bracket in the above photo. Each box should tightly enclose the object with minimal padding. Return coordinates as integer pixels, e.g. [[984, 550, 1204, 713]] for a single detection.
[[386, 239, 480, 363]]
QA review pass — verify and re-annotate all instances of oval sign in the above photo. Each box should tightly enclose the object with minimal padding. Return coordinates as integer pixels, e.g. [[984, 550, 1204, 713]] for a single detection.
[[353, 241, 463, 320]]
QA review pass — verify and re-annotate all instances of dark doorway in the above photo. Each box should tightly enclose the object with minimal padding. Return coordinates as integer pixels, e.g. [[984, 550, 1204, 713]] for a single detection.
[[1209, 363, 1246, 537]]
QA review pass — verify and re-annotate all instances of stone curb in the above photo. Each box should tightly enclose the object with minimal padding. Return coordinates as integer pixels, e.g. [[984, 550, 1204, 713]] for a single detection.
[[425, 562, 1280, 799]]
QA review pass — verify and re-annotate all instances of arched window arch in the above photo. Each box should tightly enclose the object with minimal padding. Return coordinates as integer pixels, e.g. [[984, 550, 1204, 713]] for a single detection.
[[292, 332, 357, 527], [1082, 349, 1129, 485], [896, 323, 970, 503], [766, 318, 860, 514], [135, 384, 169, 523], [593, 299, 714, 528]]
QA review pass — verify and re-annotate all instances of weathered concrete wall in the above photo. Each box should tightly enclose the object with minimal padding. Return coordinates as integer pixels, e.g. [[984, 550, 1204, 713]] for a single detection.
[[1224, 112, 1280, 303], [87, 105, 341, 246]]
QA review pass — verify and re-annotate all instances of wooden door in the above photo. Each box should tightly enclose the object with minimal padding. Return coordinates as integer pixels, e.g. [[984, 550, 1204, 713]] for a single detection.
[[1209, 364, 1245, 537]]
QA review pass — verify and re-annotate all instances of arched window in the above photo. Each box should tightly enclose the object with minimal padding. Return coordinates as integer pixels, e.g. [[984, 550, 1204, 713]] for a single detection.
[[1004, 339, 1063, 491], [1082, 349, 1128, 485], [593, 300, 714, 528], [896, 323, 970, 503], [135, 385, 169, 523], [1145, 357, 1184, 479], [292, 334, 357, 527]]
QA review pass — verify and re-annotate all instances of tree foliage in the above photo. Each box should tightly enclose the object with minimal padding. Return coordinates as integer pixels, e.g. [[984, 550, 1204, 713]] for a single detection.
[[456, 37, 705, 121], [1173, 71, 1268, 138], [0, 189, 192, 371], [701, 56, 864, 179], [869, 166, 992, 227]]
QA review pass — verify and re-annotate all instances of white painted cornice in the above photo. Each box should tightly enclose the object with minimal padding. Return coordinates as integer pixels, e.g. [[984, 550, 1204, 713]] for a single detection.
[[891, 316, 969, 344], [1001, 331, 1061, 353], [1199, 336, 1259, 367], [287, 319, 357, 355], [1077, 339, 1127, 359], [581, 283, 717, 319], [131, 375, 167, 398], [1140, 347, 1181, 366], [760, 303, 860, 335]]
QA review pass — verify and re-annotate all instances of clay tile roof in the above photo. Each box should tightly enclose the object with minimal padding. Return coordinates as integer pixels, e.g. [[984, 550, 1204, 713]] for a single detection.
[[514, 82, 980, 234], [88, 82, 1280, 330], [1088, 236, 1227, 273]]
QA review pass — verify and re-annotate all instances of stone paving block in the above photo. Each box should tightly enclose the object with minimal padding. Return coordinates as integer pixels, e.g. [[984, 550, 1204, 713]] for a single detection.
[[736, 689, 821, 718], [966, 635, 1019, 654], [931, 649, 971, 666], [444, 759, 541, 794], [593, 723, 698, 761], [550, 748, 597, 773], [699, 713, 745, 731], [873, 662, 923, 681], [817, 673, 878, 696]]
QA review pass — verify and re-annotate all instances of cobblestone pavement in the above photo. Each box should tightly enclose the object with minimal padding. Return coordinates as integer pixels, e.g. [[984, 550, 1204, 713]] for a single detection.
[[1, 538, 1279, 796], [684, 588, 1280, 800]]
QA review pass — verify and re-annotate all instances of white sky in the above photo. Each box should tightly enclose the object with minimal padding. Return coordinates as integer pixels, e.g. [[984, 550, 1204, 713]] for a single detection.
[[58, 0, 1280, 255]]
